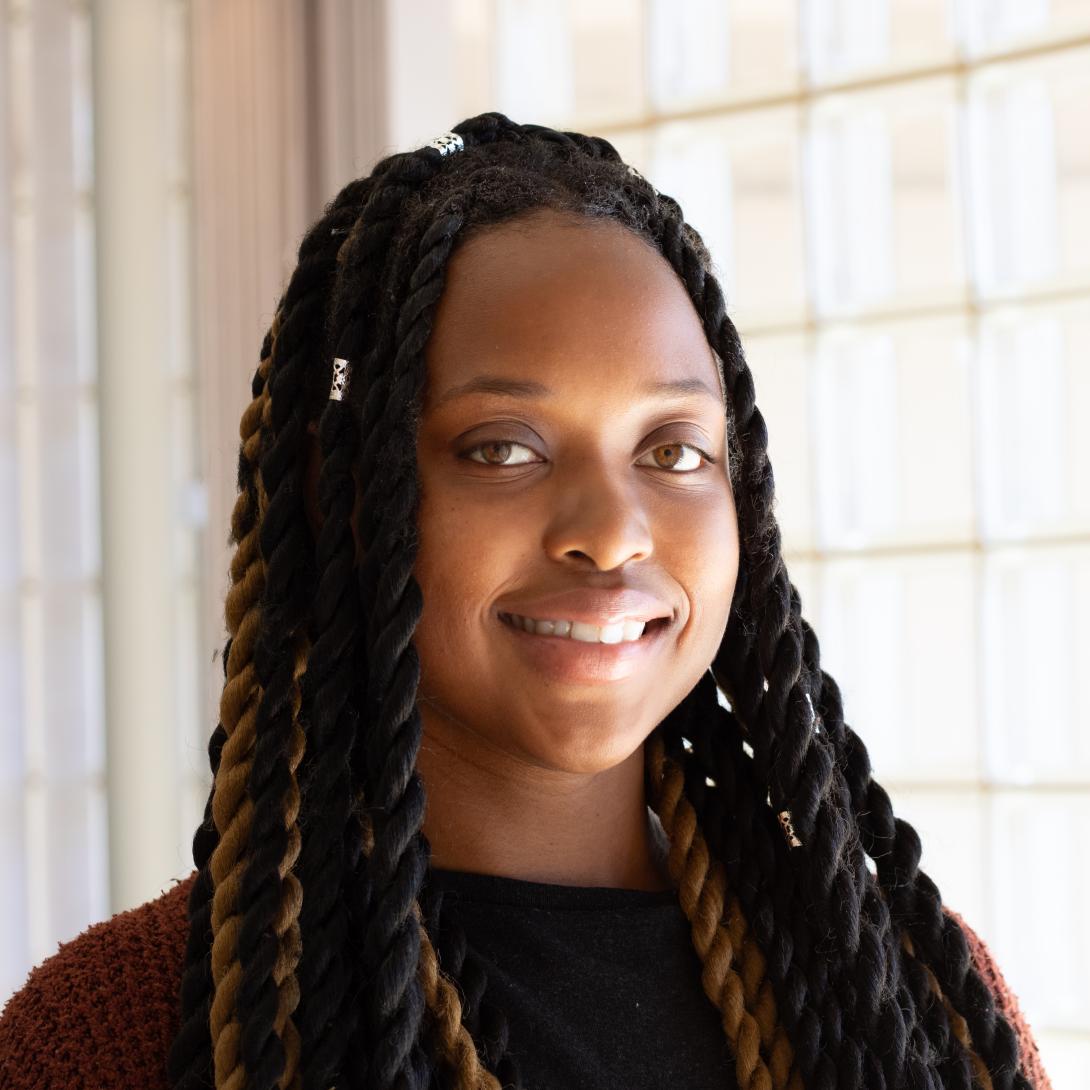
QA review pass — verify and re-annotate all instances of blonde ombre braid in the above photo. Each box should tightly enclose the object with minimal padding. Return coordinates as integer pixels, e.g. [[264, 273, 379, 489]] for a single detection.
[[209, 337, 275, 1088]]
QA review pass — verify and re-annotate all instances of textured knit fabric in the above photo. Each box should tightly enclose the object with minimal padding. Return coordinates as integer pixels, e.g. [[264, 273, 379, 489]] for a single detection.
[[0, 867, 1052, 1089]]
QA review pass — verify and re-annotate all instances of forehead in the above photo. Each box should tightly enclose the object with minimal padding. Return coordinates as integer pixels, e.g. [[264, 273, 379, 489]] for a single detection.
[[421, 209, 720, 412]]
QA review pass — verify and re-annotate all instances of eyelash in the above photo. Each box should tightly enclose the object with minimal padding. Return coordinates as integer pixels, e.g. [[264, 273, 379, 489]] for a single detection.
[[461, 438, 718, 473]]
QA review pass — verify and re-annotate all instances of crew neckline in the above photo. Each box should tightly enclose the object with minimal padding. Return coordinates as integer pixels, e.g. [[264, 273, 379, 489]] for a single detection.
[[425, 865, 680, 910]]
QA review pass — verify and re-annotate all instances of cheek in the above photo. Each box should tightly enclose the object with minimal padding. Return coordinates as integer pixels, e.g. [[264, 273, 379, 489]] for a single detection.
[[409, 482, 516, 682], [668, 488, 739, 650], [412, 497, 470, 640]]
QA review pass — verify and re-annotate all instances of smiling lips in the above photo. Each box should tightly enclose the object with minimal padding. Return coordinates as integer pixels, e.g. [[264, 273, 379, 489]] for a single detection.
[[496, 586, 671, 628], [494, 588, 673, 684], [499, 612, 659, 644]]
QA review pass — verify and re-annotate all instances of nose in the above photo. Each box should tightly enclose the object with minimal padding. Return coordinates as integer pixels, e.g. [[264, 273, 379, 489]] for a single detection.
[[542, 457, 654, 570]]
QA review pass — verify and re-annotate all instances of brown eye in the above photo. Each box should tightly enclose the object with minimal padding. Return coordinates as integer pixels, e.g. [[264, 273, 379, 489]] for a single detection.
[[654, 443, 684, 469], [464, 440, 538, 467], [639, 442, 711, 473]]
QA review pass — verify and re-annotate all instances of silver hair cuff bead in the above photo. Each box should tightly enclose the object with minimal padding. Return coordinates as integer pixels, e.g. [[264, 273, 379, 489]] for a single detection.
[[426, 131, 465, 156], [778, 810, 803, 849], [329, 357, 351, 401]]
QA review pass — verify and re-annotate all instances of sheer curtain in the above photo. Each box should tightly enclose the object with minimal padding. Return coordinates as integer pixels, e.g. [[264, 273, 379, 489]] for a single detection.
[[0, 0, 202, 1001], [1, 0, 109, 999]]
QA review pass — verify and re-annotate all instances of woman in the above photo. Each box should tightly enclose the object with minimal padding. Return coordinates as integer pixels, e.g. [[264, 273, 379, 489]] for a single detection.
[[0, 113, 1050, 1090]]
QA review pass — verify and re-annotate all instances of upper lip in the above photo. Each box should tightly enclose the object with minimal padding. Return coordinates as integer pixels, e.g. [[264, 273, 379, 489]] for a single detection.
[[497, 587, 673, 627]]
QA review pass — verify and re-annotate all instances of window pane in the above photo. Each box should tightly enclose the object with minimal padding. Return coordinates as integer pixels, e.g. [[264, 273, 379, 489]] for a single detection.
[[42, 779, 108, 953], [649, 106, 807, 330], [806, 76, 967, 317], [804, 0, 957, 86], [648, 0, 800, 110], [0, 789, 29, 1001], [954, 0, 1090, 59], [816, 551, 981, 783], [975, 298, 1090, 541], [453, 0, 494, 121], [981, 544, 1090, 783], [494, 0, 644, 127], [965, 46, 1090, 298], [989, 789, 1090, 1027], [812, 315, 975, 548]]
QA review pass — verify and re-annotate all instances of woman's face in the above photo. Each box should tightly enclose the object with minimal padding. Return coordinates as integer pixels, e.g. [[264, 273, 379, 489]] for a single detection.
[[412, 208, 739, 775]]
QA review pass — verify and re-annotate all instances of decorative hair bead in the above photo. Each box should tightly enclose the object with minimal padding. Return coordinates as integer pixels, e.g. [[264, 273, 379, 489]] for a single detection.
[[778, 809, 803, 849], [425, 131, 465, 156], [329, 357, 351, 401]]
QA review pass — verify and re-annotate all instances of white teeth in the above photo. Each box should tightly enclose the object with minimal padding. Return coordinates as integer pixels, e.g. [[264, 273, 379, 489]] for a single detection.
[[504, 612, 650, 644]]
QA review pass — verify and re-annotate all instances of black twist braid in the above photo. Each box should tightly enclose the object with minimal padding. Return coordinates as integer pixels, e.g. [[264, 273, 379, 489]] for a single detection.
[[340, 203, 469, 1089], [292, 379, 364, 1089], [170, 317, 279, 1090], [234, 258, 330, 1089], [293, 150, 465, 1090], [803, 618, 1030, 1088], [715, 600, 834, 1083], [292, 149, 466, 1090], [170, 181, 372, 1090]]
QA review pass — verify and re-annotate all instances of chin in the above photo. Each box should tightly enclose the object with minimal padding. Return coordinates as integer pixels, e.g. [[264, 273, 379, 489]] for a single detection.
[[525, 723, 646, 776]]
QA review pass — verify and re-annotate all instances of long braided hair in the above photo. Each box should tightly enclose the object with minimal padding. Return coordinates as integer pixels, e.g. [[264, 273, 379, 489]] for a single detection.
[[168, 112, 1035, 1090]]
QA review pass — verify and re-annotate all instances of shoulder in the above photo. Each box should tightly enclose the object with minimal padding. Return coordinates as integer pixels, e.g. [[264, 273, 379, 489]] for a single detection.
[[944, 905, 1052, 1089], [0, 869, 198, 1090]]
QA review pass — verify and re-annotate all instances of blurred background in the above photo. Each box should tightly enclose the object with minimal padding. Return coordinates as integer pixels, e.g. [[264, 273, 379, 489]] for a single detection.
[[2, 0, 1088, 1080]]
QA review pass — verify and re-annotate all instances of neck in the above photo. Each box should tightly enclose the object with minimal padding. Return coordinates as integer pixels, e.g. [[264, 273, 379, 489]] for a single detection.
[[414, 706, 672, 892]]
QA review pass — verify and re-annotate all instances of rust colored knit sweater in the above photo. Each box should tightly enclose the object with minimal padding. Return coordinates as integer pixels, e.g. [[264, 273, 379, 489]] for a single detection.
[[0, 868, 1052, 1088]]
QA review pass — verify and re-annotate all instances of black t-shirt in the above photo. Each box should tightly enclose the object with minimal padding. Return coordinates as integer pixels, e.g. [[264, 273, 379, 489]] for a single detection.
[[424, 866, 736, 1090]]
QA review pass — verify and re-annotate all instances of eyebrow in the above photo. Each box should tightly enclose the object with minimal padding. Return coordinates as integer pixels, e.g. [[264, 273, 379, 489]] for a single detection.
[[431, 374, 722, 410]]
